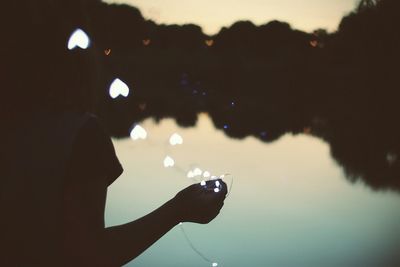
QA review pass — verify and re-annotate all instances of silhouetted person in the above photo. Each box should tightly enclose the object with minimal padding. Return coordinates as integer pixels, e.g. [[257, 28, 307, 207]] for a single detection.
[[0, 1, 227, 266]]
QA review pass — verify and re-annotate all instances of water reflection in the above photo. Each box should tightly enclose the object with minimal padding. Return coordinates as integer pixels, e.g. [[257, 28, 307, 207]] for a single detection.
[[103, 90, 400, 194], [106, 114, 400, 267], [90, 1, 400, 193]]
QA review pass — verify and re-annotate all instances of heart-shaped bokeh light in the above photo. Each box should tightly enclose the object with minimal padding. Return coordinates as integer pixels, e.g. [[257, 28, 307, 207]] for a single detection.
[[169, 133, 183, 146], [104, 48, 111, 56], [203, 171, 211, 178], [163, 156, 175, 168], [193, 168, 202, 176], [67, 28, 90, 50], [130, 125, 147, 140], [109, 78, 130, 99]]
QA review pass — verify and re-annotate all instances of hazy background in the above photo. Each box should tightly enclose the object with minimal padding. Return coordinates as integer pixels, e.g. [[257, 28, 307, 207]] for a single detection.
[[3, 0, 399, 266], [105, 0, 357, 34]]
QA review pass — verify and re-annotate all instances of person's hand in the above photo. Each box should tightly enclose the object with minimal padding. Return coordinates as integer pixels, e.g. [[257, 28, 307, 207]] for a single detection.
[[172, 179, 227, 224]]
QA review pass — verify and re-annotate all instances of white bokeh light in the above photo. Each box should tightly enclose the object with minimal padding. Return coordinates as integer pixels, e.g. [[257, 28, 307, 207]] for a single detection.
[[187, 171, 195, 178], [193, 168, 202, 176], [67, 28, 90, 50], [130, 125, 147, 140], [169, 133, 184, 146], [109, 78, 130, 99], [203, 171, 211, 178], [163, 156, 175, 168]]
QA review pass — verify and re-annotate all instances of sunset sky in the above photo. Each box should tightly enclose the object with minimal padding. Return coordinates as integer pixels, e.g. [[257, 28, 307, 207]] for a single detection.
[[105, 0, 358, 35]]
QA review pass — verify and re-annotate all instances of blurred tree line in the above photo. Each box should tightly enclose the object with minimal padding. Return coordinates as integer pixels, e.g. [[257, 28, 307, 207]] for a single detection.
[[1, 0, 398, 192]]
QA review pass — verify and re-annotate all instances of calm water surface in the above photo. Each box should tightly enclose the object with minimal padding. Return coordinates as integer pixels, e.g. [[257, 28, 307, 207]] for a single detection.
[[105, 113, 400, 267]]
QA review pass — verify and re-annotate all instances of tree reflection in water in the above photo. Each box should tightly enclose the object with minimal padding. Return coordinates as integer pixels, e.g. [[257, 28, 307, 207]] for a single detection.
[[91, 1, 399, 193]]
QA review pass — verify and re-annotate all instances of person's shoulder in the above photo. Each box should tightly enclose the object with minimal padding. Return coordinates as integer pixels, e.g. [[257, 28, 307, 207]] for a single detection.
[[59, 110, 96, 126], [74, 112, 107, 139], [56, 111, 105, 137]]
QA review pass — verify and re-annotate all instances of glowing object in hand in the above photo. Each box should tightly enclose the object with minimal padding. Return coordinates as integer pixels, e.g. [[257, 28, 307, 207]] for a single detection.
[[169, 133, 183, 146], [67, 28, 90, 50], [163, 156, 175, 168], [130, 125, 147, 140], [109, 78, 130, 99]]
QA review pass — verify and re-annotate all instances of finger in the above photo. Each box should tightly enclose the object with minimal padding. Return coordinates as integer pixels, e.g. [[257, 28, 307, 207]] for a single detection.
[[219, 180, 228, 196], [204, 198, 224, 209], [203, 179, 227, 193], [203, 194, 225, 209], [207, 208, 221, 221], [204, 179, 218, 188], [215, 200, 224, 211]]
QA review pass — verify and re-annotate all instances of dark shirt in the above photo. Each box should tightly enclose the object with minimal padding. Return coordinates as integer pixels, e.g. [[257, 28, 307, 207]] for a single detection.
[[69, 115, 123, 187], [0, 112, 122, 266]]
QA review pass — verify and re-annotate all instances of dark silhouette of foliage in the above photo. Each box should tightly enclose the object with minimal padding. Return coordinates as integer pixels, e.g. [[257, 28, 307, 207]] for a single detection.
[[2, 0, 399, 193]]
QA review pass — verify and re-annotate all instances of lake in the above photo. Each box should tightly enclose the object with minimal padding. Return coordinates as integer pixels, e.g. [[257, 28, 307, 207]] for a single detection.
[[105, 113, 400, 267]]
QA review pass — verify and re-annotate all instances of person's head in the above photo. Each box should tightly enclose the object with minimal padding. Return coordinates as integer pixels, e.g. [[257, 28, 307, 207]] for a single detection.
[[1, 0, 103, 123]]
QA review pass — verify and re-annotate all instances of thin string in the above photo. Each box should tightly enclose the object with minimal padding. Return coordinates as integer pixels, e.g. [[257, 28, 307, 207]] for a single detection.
[[177, 173, 234, 267], [179, 223, 213, 264], [226, 174, 234, 197]]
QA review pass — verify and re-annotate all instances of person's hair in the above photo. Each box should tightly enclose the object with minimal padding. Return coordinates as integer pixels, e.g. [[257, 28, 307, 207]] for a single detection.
[[1, 0, 102, 125]]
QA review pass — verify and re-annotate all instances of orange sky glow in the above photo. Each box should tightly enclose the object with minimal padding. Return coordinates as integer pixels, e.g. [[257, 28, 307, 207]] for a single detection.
[[105, 0, 357, 35]]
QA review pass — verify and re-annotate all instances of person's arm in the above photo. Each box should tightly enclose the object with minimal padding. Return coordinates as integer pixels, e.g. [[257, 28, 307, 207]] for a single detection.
[[63, 117, 226, 266], [102, 197, 179, 266], [63, 174, 227, 267]]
